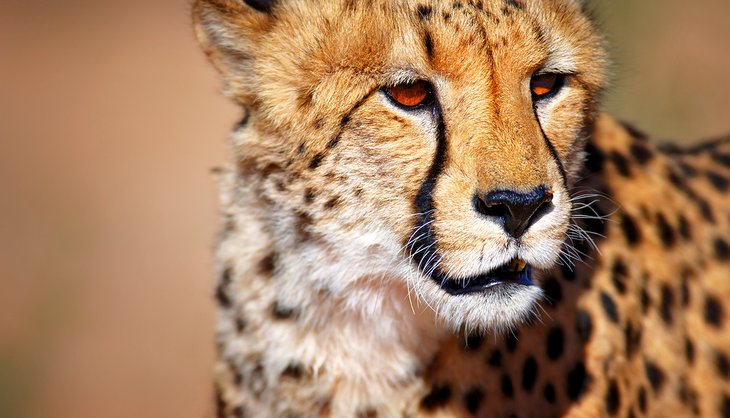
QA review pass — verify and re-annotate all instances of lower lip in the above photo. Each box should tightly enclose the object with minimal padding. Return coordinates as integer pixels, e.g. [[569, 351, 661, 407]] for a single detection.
[[438, 266, 534, 295]]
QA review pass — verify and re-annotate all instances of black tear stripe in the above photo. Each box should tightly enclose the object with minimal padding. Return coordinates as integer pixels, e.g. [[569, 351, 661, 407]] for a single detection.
[[531, 106, 569, 190], [411, 106, 448, 285]]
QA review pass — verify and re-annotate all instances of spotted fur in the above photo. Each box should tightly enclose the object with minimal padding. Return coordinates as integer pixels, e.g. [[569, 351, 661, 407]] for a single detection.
[[193, 1, 730, 417]]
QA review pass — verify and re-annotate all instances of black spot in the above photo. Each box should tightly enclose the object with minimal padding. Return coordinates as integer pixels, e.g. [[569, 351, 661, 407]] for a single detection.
[[505, 331, 519, 352], [679, 162, 698, 177], [667, 168, 686, 188], [715, 238, 730, 261], [707, 170, 730, 192], [281, 362, 304, 379], [717, 351, 730, 379], [667, 170, 717, 223], [215, 386, 227, 418], [721, 394, 730, 418], [655, 213, 676, 247], [576, 310, 593, 342], [304, 188, 316, 204], [542, 276, 562, 306], [620, 213, 642, 246], [624, 323, 642, 359], [640, 286, 651, 314], [463, 386, 485, 415], [566, 362, 589, 400], [417, 4, 432, 19], [630, 142, 654, 164], [713, 153, 730, 167], [501, 374, 514, 398], [611, 259, 628, 294], [644, 361, 666, 393], [606, 380, 621, 415], [521, 357, 538, 392], [356, 408, 377, 418], [678, 382, 700, 415], [309, 153, 324, 170], [621, 121, 649, 141], [464, 332, 484, 351], [705, 295, 724, 328], [340, 114, 350, 128], [322, 196, 338, 209], [424, 32, 434, 58], [600, 292, 619, 323], [242, 0, 276, 13], [685, 337, 696, 365], [546, 327, 565, 361], [660, 284, 675, 325], [235, 317, 247, 333], [487, 349, 502, 368], [271, 301, 298, 319], [584, 142, 605, 173], [294, 211, 313, 242], [609, 151, 632, 177], [216, 267, 233, 308], [233, 368, 243, 386], [637, 387, 647, 413], [505, 0, 523, 9], [258, 253, 277, 276], [231, 405, 246, 417], [543, 383, 557, 404], [678, 214, 692, 240], [420, 384, 452, 410], [326, 135, 341, 149]]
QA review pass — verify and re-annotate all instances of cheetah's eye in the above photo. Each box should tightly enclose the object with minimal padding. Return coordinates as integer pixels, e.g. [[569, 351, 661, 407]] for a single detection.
[[386, 80, 433, 108], [530, 73, 565, 100]]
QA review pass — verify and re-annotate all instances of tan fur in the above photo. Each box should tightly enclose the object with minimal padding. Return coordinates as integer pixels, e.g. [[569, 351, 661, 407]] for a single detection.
[[193, 1, 730, 417]]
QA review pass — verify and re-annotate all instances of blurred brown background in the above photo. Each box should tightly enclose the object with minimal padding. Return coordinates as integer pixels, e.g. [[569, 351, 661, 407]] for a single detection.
[[1, 1, 728, 418]]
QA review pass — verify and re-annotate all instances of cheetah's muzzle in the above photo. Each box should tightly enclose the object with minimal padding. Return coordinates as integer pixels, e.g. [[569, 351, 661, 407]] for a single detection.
[[438, 258, 533, 296]]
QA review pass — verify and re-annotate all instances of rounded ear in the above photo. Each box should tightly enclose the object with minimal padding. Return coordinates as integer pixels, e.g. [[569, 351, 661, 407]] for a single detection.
[[192, 0, 277, 103]]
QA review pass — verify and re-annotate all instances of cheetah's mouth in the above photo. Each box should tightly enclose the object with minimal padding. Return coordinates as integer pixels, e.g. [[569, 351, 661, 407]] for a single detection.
[[437, 258, 533, 295]]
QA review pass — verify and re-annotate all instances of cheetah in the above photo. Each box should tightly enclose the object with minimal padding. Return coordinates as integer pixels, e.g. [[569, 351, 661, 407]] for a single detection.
[[192, 0, 730, 417]]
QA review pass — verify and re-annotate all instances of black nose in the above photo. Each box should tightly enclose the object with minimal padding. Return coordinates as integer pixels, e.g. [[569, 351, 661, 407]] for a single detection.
[[474, 186, 554, 238]]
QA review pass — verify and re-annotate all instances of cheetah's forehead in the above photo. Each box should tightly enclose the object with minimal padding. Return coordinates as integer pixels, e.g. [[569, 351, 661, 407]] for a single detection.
[[195, 0, 607, 134]]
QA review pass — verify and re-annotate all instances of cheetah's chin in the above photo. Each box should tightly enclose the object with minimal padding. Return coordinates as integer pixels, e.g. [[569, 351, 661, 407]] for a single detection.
[[436, 258, 534, 296]]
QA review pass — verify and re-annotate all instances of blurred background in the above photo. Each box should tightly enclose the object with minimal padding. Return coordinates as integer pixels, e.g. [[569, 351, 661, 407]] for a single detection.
[[0, 1, 728, 417]]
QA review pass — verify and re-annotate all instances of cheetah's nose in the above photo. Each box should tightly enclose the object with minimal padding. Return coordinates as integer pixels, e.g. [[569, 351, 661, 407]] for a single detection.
[[473, 186, 554, 238]]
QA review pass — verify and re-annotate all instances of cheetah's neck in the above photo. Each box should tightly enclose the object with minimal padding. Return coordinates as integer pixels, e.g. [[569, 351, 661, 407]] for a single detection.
[[214, 169, 445, 415]]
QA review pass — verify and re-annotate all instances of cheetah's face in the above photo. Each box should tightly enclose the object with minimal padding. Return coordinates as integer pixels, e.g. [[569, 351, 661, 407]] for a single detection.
[[195, 0, 607, 331]]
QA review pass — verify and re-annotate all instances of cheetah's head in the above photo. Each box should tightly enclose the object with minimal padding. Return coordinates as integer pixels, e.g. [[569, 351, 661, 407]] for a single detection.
[[194, 0, 607, 332]]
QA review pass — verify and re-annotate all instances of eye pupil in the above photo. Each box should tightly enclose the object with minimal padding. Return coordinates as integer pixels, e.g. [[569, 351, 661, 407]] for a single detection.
[[530, 73, 559, 98], [387, 81, 430, 107]]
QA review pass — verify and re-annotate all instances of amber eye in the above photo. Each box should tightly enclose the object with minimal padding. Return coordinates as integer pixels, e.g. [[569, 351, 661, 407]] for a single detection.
[[386, 80, 432, 108], [530, 73, 564, 99]]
